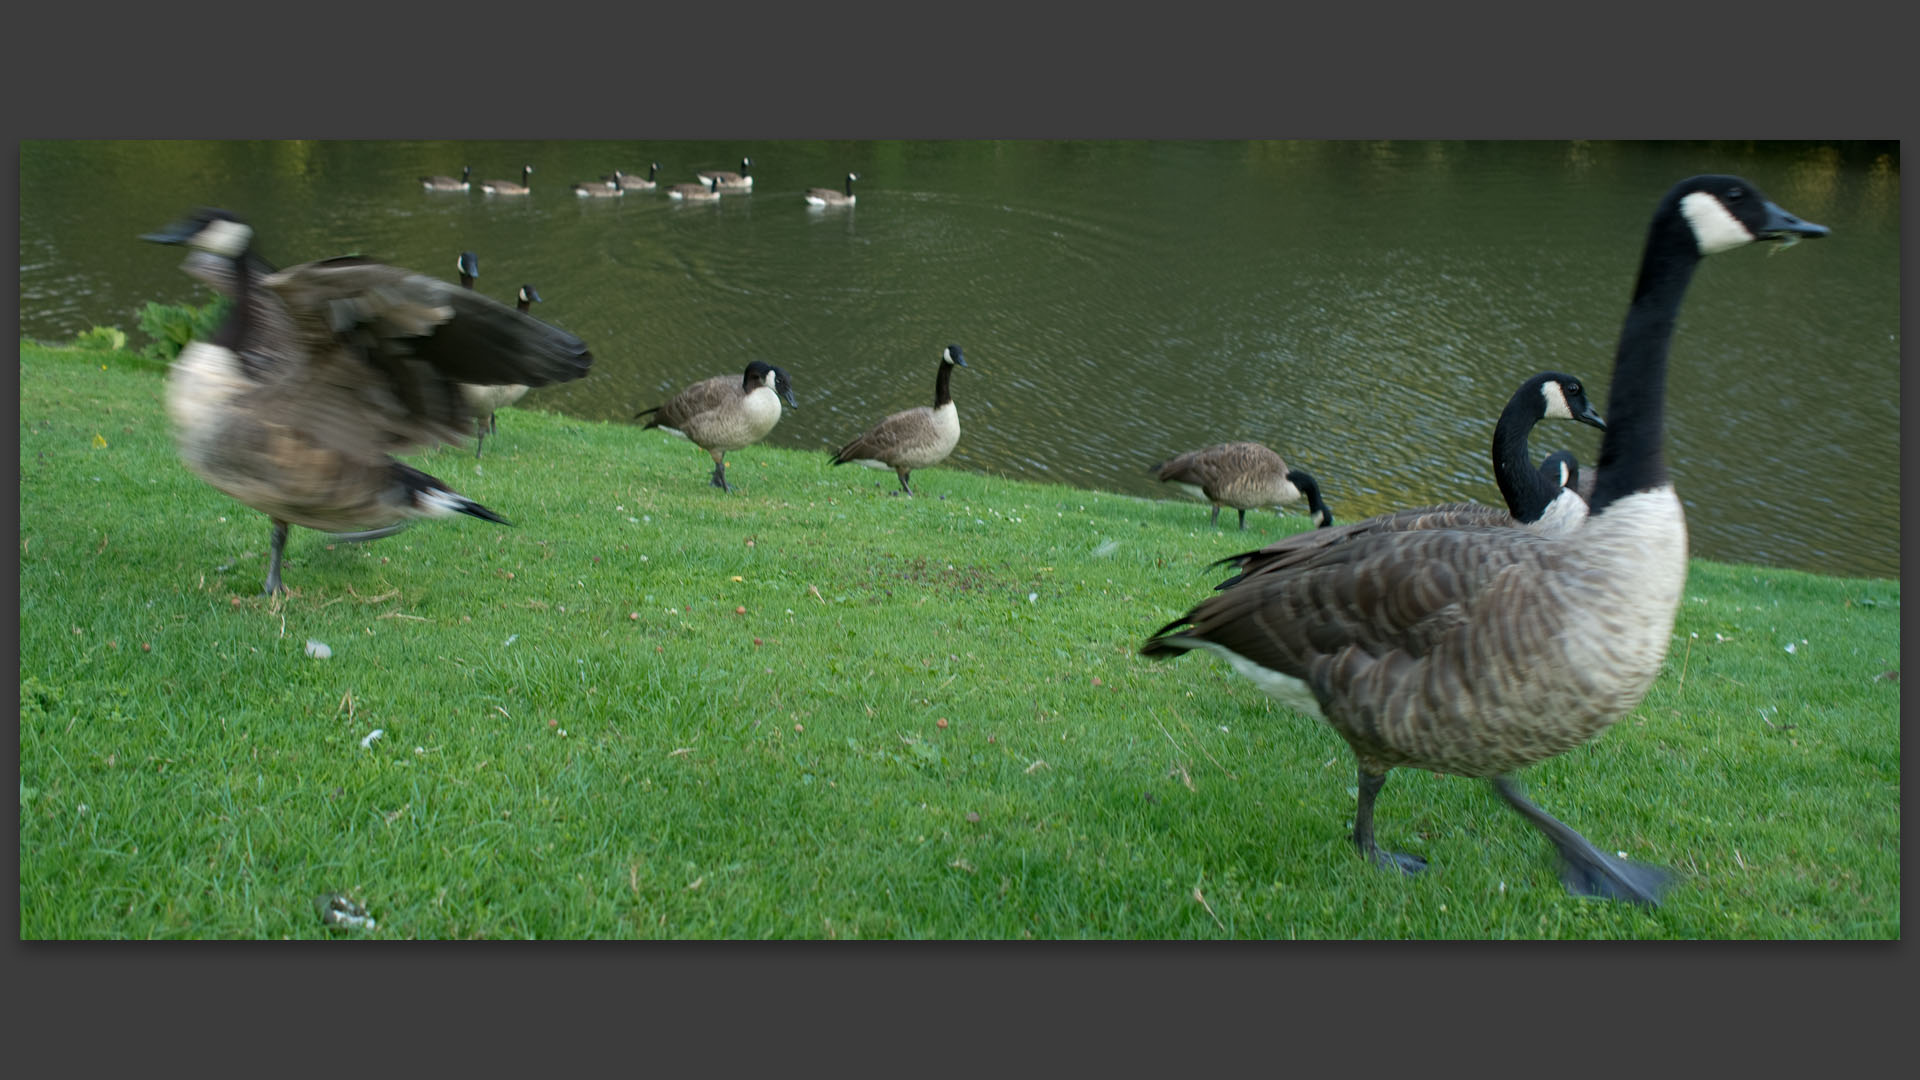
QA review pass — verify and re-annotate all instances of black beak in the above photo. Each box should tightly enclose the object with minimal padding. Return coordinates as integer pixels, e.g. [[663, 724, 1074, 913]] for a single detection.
[[140, 218, 199, 245], [1574, 401, 1607, 431], [1758, 201, 1830, 241]]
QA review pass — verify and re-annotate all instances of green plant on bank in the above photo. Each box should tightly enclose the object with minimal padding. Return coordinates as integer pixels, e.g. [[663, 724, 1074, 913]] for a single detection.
[[73, 326, 128, 352], [18, 343, 1901, 939], [136, 295, 229, 362]]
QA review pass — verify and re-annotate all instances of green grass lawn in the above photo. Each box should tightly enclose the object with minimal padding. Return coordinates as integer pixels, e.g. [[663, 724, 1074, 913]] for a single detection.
[[18, 342, 1901, 938]]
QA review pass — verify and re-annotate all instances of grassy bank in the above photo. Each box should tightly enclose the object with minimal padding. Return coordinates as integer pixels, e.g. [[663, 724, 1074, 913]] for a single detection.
[[18, 342, 1900, 938]]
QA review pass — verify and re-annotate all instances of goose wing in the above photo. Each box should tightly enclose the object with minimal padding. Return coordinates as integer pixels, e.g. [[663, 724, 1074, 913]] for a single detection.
[[833, 406, 932, 463], [1212, 502, 1517, 587], [643, 374, 738, 431]]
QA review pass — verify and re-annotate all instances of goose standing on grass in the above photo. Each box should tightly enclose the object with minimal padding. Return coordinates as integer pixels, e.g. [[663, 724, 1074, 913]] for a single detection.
[[482, 165, 533, 196], [830, 345, 968, 496], [574, 172, 625, 198], [141, 208, 594, 595], [635, 361, 797, 492], [698, 157, 753, 191], [1142, 175, 1827, 906], [460, 285, 539, 457], [667, 175, 720, 202], [1151, 442, 1334, 531], [609, 163, 659, 190], [805, 173, 858, 207], [421, 166, 471, 192]]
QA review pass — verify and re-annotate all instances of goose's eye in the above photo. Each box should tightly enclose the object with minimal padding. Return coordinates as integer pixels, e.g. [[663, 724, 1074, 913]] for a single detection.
[[1726, 186, 1745, 202], [1567, 383, 1580, 395]]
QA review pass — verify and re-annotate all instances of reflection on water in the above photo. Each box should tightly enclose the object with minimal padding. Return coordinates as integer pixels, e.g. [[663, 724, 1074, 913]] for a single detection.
[[19, 140, 1901, 579]]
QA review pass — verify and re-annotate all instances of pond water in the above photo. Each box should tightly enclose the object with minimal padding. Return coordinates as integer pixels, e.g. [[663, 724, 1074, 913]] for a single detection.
[[19, 139, 1901, 579]]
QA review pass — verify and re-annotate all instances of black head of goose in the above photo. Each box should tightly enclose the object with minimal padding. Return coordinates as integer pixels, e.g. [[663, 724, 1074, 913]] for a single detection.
[[1537, 449, 1587, 508], [1143, 175, 1826, 906], [1151, 442, 1335, 531], [805, 173, 858, 207], [634, 360, 796, 492], [698, 157, 753, 191], [141, 209, 593, 595], [608, 163, 660, 190], [830, 344, 967, 497], [481, 165, 533, 196], [421, 165, 471, 192]]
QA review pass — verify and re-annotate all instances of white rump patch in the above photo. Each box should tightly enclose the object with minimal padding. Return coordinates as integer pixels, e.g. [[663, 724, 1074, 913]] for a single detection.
[[417, 488, 470, 517], [1680, 191, 1755, 255], [1181, 639, 1326, 719], [1540, 380, 1573, 420], [1167, 481, 1209, 503], [851, 459, 890, 471]]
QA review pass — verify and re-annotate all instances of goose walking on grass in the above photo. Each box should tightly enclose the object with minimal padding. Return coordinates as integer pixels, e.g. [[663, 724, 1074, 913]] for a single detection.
[[1142, 175, 1827, 906], [830, 345, 967, 496], [421, 166, 471, 192], [1151, 442, 1333, 531], [805, 173, 858, 207], [482, 165, 533, 196], [635, 361, 796, 492], [449, 252, 536, 457], [141, 209, 594, 595]]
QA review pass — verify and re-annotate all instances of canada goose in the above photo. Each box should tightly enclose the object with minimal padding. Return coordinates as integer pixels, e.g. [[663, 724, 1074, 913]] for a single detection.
[[1541, 449, 1599, 505], [667, 176, 720, 202], [830, 345, 968, 496], [698, 157, 753, 191], [805, 173, 858, 207], [141, 208, 594, 595], [635, 361, 797, 492], [1207, 371, 1607, 588], [1151, 443, 1334, 531], [421, 166, 471, 192], [460, 280, 542, 458], [1142, 175, 1826, 905], [608, 163, 660, 190], [574, 172, 625, 198], [481, 165, 534, 196]]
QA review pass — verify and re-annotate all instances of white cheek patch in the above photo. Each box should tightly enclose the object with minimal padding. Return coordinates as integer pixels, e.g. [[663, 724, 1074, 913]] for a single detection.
[[196, 219, 253, 258], [1680, 191, 1755, 255], [1557, 460, 1573, 488], [1540, 381, 1573, 420]]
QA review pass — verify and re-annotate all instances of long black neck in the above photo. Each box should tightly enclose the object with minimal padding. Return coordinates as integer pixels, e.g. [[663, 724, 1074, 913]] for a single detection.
[[211, 245, 253, 354], [517, 296, 532, 313], [1490, 390, 1552, 522], [1588, 209, 1700, 515], [933, 361, 956, 406]]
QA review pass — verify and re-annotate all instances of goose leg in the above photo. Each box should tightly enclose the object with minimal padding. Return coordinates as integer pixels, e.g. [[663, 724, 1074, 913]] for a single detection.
[[1237, 508, 1248, 531], [1489, 776, 1673, 906], [1353, 767, 1427, 875], [709, 450, 733, 492], [897, 470, 914, 497], [1209, 504, 1221, 527], [474, 417, 488, 459], [263, 519, 291, 596]]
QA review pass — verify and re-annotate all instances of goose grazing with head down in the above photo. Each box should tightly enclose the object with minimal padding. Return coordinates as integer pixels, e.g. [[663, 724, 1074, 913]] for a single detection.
[[698, 157, 753, 191], [141, 209, 594, 595], [635, 361, 796, 492], [1142, 175, 1826, 906], [574, 172, 625, 198], [609, 163, 660, 190], [1151, 442, 1334, 531], [481, 165, 533, 196], [667, 175, 720, 202], [805, 173, 858, 207], [421, 166, 471, 192], [830, 345, 968, 496]]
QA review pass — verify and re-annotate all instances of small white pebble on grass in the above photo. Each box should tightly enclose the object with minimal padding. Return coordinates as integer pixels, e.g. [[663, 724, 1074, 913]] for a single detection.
[[305, 639, 332, 660], [504, 634, 518, 647], [360, 729, 385, 750], [1785, 643, 1796, 654], [1028, 592, 1038, 604]]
